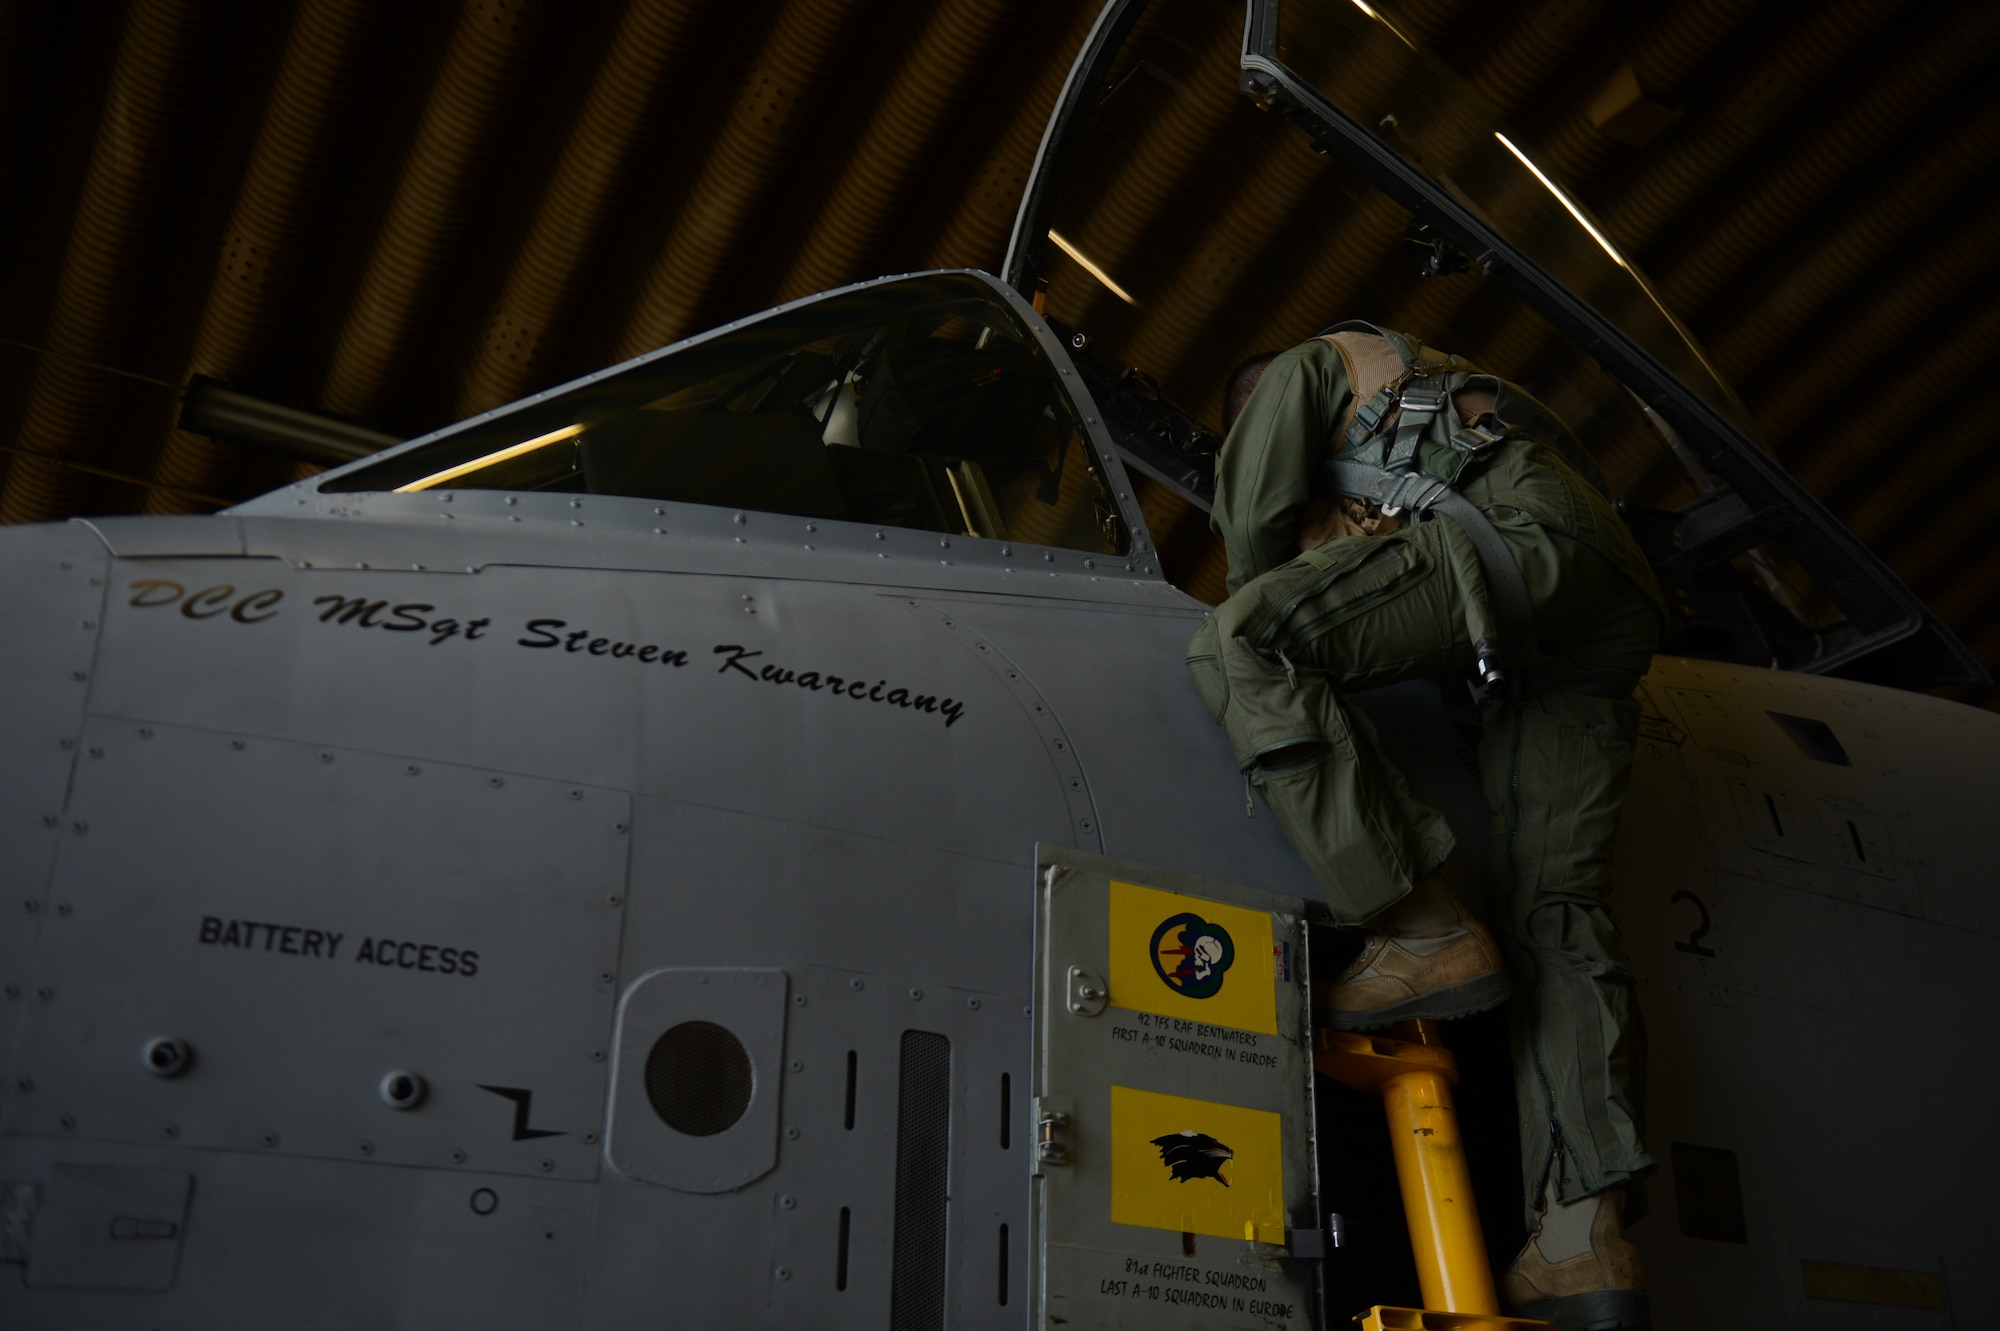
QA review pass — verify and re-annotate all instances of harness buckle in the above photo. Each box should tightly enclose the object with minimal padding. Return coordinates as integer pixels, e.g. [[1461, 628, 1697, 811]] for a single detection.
[[1399, 384, 1449, 418], [1450, 423, 1505, 454], [1379, 473, 1448, 517]]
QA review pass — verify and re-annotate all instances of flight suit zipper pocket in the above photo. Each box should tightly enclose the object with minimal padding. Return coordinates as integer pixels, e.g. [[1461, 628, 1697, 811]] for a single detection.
[[1255, 540, 1430, 653]]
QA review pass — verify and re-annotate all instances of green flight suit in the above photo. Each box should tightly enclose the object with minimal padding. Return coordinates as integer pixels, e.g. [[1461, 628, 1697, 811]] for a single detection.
[[1186, 336, 1663, 1213]]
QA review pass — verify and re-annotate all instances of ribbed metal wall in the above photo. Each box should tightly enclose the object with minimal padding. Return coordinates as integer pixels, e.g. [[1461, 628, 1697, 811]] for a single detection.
[[1, 0, 1996, 696]]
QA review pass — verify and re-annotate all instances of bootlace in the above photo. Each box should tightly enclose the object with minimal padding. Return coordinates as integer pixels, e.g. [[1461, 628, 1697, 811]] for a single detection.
[[1336, 933, 1387, 982]]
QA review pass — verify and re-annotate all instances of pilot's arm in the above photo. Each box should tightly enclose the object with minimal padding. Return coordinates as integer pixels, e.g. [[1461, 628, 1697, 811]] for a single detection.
[[1210, 339, 1355, 596]]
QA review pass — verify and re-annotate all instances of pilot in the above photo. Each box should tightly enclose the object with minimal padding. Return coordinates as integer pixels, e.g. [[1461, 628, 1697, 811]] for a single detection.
[[1186, 326, 1662, 1330]]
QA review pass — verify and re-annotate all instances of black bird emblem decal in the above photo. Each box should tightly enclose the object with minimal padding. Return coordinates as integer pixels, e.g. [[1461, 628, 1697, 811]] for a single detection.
[[1151, 1130, 1234, 1185]]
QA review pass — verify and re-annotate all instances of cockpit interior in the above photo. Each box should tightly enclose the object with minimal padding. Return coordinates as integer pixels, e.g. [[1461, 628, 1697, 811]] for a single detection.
[[327, 274, 1130, 556]]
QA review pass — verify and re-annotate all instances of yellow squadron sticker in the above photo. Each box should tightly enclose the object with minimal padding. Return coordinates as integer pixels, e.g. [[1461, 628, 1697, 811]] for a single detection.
[[1108, 879, 1277, 1035], [1109, 1086, 1285, 1242]]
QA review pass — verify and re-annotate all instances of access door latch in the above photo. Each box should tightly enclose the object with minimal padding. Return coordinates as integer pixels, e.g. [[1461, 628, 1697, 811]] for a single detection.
[[1036, 1108, 1071, 1166]]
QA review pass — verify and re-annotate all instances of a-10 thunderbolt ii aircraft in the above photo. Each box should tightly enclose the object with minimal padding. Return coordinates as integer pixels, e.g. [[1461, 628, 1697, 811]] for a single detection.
[[4, 1, 1996, 1327]]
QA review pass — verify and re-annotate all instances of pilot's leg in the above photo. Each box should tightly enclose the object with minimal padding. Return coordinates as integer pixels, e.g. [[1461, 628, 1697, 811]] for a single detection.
[[1186, 519, 1510, 1023], [1482, 685, 1650, 1194], [1480, 534, 1659, 1328]]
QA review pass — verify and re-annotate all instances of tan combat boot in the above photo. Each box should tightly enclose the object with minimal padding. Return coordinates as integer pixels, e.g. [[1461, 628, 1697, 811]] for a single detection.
[[1501, 1185, 1649, 1329], [1317, 887, 1511, 1029]]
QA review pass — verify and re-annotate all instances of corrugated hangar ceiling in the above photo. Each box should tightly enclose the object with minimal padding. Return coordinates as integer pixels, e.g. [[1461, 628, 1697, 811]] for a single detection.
[[3, 0, 1998, 700]]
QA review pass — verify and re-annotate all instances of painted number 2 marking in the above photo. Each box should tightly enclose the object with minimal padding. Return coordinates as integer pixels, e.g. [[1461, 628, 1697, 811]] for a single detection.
[[1669, 889, 1717, 958]]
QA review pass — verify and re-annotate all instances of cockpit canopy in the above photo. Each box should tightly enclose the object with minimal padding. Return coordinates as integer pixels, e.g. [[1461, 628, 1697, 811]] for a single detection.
[[997, 0, 1983, 686], [326, 273, 1130, 557]]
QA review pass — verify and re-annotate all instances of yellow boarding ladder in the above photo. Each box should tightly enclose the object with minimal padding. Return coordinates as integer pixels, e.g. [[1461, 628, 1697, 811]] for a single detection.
[[1315, 1018, 1556, 1331]]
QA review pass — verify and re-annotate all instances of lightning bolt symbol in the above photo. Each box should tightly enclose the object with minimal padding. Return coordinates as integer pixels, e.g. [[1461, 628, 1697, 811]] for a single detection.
[[478, 1085, 563, 1141]]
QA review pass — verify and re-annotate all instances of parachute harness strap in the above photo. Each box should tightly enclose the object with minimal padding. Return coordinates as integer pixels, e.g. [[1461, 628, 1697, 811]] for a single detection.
[[1386, 375, 1450, 471], [1311, 326, 1543, 698], [1322, 361, 1540, 699]]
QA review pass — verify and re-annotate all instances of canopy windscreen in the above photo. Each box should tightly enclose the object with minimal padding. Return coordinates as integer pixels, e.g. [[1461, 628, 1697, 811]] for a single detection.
[[325, 274, 1129, 556]]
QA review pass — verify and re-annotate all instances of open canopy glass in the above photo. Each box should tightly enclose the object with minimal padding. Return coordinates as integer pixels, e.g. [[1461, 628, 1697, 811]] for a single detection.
[[1000, 0, 1981, 686]]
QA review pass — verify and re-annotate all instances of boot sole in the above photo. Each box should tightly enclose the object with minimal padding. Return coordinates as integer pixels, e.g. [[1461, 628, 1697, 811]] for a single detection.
[[1513, 1289, 1650, 1330], [1325, 967, 1513, 1030]]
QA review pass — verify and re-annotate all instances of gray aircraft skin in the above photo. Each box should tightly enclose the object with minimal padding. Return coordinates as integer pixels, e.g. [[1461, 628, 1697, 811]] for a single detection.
[[3, 2, 1997, 1327]]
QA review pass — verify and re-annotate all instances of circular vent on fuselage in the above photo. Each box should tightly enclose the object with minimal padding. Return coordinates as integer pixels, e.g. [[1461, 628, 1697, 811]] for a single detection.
[[645, 1020, 754, 1136]]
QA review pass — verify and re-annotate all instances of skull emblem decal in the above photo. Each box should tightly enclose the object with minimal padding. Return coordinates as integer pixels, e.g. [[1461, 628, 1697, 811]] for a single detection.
[[1149, 911, 1237, 1000]]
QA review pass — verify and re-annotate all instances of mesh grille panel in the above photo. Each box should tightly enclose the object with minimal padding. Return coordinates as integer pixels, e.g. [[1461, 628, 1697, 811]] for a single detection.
[[889, 1030, 952, 1331], [644, 1020, 753, 1137]]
